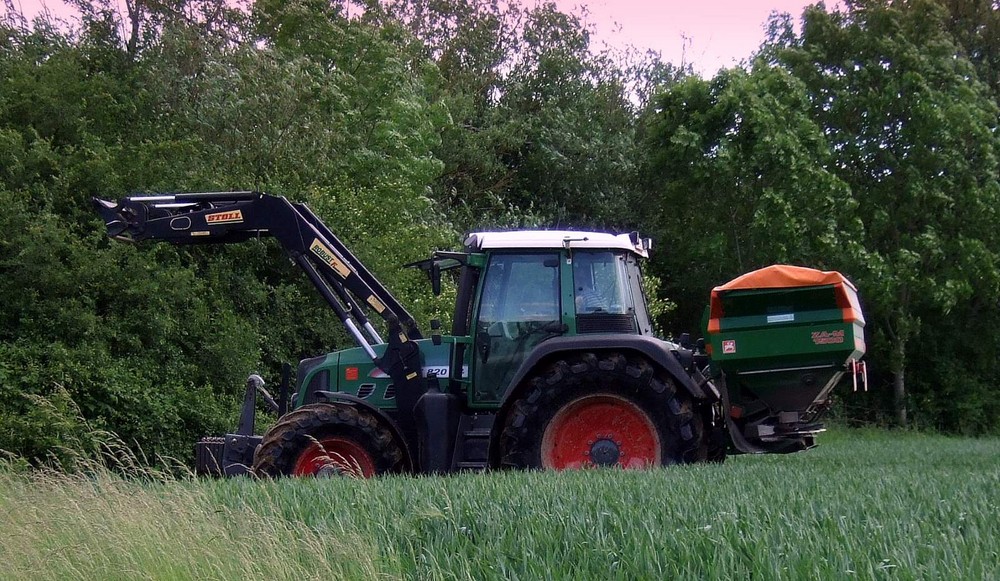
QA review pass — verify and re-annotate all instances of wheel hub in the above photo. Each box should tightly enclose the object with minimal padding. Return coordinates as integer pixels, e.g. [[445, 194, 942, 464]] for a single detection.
[[588, 438, 621, 466], [314, 463, 345, 478]]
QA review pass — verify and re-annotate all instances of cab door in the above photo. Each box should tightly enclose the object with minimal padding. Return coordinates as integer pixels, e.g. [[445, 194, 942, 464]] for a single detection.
[[471, 252, 561, 404]]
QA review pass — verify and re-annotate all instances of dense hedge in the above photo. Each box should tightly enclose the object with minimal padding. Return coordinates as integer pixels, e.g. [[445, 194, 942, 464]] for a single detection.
[[0, 0, 997, 466]]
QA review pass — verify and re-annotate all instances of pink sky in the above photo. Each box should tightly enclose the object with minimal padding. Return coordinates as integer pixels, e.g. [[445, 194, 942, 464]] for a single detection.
[[9, 0, 838, 74], [553, 0, 840, 74]]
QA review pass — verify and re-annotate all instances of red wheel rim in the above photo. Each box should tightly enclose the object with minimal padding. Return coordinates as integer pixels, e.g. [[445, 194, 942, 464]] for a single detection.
[[292, 437, 376, 477], [541, 394, 661, 470]]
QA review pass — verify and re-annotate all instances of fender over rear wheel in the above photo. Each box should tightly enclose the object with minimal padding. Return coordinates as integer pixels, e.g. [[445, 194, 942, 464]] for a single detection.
[[252, 403, 405, 478], [499, 352, 705, 470]]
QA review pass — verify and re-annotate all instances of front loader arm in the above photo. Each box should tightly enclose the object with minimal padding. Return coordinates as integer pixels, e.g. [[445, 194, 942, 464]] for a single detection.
[[94, 191, 268, 244], [94, 191, 426, 397]]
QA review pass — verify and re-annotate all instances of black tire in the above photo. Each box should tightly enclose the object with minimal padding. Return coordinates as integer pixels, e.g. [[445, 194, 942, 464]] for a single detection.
[[499, 351, 705, 469], [252, 403, 405, 478]]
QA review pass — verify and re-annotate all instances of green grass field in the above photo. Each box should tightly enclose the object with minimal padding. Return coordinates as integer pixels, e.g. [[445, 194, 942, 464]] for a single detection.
[[2, 428, 998, 580]]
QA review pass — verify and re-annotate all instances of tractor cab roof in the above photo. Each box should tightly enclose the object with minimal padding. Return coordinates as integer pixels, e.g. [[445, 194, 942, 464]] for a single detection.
[[465, 230, 650, 258]]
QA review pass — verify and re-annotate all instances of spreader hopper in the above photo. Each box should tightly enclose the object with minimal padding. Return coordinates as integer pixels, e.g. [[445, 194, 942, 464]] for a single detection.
[[706, 265, 866, 452]]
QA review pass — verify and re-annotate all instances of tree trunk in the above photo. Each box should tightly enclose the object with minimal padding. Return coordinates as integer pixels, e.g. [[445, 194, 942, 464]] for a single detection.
[[125, 0, 141, 59], [892, 340, 907, 426]]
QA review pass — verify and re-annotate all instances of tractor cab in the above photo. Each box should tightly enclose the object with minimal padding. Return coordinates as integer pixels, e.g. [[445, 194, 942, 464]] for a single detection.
[[454, 231, 654, 404]]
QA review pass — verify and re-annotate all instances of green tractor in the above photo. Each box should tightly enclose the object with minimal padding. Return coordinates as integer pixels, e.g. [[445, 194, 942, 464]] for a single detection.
[[94, 191, 866, 477]]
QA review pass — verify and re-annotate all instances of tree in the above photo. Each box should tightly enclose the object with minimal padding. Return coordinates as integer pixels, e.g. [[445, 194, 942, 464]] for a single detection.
[[767, 0, 1000, 426], [372, 0, 674, 229], [373, 0, 531, 225], [0, 1, 460, 465], [640, 64, 858, 334], [494, 3, 638, 227], [938, 0, 1000, 100]]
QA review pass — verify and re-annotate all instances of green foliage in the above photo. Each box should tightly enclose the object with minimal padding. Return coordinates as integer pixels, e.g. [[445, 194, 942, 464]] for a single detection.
[[641, 0, 999, 431], [0, 2, 457, 465], [640, 270, 676, 337], [640, 64, 858, 332], [0, 385, 99, 469], [1, 0, 997, 470], [0, 186, 246, 463], [938, 0, 1000, 98], [767, 0, 1000, 426], [378, 0, 676, 229]]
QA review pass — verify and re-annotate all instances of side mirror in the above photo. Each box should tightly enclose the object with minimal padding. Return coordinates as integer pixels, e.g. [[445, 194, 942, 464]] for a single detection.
[[431, 262, 441, 296]]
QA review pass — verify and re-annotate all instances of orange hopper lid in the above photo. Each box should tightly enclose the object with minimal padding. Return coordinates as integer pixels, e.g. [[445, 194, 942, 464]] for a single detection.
[[712, 264, 856, 293], [707, 265, 863, 333]]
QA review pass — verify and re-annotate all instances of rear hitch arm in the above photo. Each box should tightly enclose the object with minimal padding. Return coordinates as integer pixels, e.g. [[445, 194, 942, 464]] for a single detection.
[[235, 374, 279, 436]]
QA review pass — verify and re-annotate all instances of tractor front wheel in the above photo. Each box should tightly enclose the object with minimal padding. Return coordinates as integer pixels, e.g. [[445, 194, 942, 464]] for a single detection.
[[499, 352, 705, 470], [252, 403, 405, 478]]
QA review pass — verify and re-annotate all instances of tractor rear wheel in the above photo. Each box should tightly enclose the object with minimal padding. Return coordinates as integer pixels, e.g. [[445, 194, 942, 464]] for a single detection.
[[499, 352, 705, 470], [252, 403, 405, 478]]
